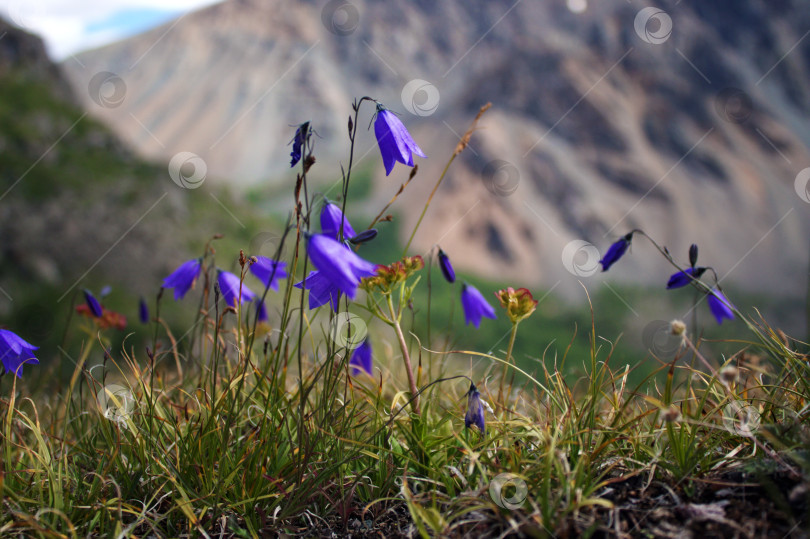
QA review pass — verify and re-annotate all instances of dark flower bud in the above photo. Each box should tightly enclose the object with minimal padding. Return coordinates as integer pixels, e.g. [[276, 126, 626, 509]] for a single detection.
[[465, 382, 486, 434], [348, 115, 353, 136], [289, 121, 309, 168], [83, 289, 103, 318], [139, 297, 149, 324], [348, 229, 378, 245], [689, 244, 699, 268], [437, 248, 455, 283]]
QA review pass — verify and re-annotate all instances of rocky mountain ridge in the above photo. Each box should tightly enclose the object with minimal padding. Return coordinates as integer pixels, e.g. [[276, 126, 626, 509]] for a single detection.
[[61, 0, 810, 299]]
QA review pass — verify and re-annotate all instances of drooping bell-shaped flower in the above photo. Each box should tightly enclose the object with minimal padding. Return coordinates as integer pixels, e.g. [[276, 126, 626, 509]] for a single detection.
[[0, 329, 39, 378], [461, 283, 496, 329], [295, 270, 342, 311], [349, 337, 373, 376], [666, 267, 706, 289], [464, 382, 486, 434], [217, 270, 257, 308], [600, 232, 634, 272], [163, 258, 202, 300], [83, 289, 103, 318], [321, 201, 356, 242], [437, 248, 455, 283], [249, 256, 288, 291], [306, 233, 377, 300], [374, 105, 426, 176], [707, 288, 735, 325]]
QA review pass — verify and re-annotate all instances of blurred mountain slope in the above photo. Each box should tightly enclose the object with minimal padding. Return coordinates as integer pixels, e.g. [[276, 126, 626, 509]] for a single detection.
[[60, 0, 810, 299]]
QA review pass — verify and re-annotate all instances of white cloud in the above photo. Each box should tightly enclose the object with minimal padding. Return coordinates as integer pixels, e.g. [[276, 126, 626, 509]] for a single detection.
[[1, 0, 221, 59]]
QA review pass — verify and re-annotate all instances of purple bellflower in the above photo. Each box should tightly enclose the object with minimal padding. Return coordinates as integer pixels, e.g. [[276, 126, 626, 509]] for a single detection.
[[600, 232, 634, 272], [666, 267, 706, 289], [0, 329, 39, 378], [321, 201, 356, 241], [249, 256, 288, 291], [139, 297, 149, 324], [306, 233, 377, 301], [83, 289, 103, 318], [707, 288, 735, 325], [218, 270, 257, 307], [295, 271, 341, 311], [350, 337, 373, 376], [461, 283, 496, 329], [218, 270, 267, 321], [465, 382, 485, 434], [163, 258, 202, 300], [437, 248, 455, 283], [374, 105, 426, 176]]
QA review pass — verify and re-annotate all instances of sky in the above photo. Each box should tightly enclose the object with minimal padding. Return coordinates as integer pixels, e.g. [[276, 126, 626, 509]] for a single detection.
[[1, 0, 221, 59]]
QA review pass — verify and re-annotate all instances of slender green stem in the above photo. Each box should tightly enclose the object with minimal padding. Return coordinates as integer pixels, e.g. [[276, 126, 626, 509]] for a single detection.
[[387, 295, 420, 414], [499, 321, 519, 400]]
